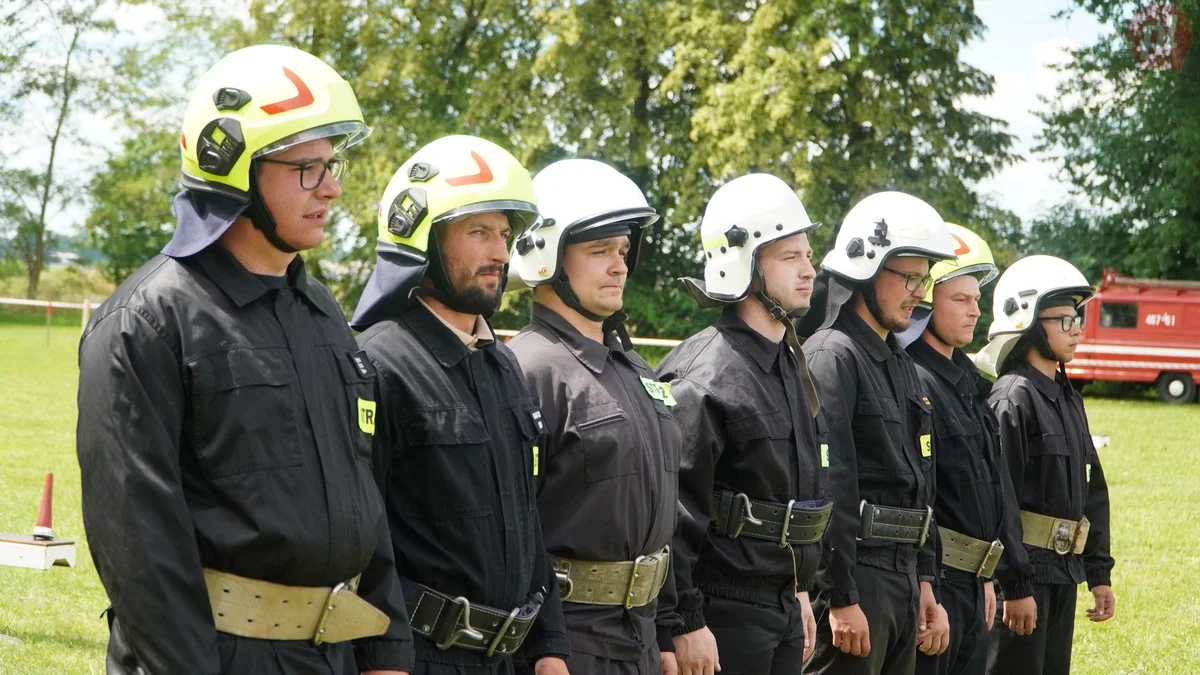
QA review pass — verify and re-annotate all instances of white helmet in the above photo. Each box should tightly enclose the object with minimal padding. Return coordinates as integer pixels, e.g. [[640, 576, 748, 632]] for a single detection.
[[686, 173, 818, 303], [974, 255, 1095, 377], [509, 158, 658, 289], [821, 191, 956, 281]]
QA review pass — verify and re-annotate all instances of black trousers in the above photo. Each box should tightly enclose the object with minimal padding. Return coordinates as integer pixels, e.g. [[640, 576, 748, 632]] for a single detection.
[[808, 565, 920, 675], [514, 641, 659, 675], [414, 660, 514, 675], [703, 586, 807, 675], [984, 583, 1077, 675], [914, 572, 987, 675]]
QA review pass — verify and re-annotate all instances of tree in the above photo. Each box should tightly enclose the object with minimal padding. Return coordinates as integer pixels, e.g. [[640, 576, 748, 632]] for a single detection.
[[86, 129, 179, 283], [1037, 1, 1200, 279], [0, 0, 115, 298]]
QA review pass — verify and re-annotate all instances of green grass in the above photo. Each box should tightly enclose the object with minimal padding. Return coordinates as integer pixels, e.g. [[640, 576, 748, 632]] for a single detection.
[[1, 321, 1199, 672]]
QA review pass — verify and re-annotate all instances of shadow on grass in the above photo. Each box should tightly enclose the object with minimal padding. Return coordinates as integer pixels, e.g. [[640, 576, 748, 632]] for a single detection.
[[0, 624, 107, 653]]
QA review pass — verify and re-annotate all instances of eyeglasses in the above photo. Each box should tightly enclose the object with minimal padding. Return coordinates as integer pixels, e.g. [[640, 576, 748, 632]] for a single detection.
[[1040, 315, 1080, 332], [880, 266, 934, 293], [258, 157, 348, 190]]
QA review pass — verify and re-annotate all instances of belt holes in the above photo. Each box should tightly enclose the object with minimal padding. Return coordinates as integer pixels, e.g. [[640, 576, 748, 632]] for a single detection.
[[222, 588, 230, 594], [254, 594, 261, 600], [246, 619, 253, 623], [217, 612, 224, 617], [307, 601, 313, 605], [296, 624, 302, 629], [274, 623, 280, 628], [282, 599, 289, 604]]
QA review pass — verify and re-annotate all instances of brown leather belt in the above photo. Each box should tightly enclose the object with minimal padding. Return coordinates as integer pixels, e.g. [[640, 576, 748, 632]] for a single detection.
[[203, 568, 389, 644], [550, 547, 670, 608], [1020, 511, 1089, 555], [938, 526, 1004, 578]]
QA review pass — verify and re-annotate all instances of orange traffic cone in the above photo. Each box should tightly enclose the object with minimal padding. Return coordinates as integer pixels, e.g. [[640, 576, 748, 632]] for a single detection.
[[31, 473, 54, 541]]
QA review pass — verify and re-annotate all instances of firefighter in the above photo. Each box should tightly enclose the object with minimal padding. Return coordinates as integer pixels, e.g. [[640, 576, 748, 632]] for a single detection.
[[76, 45, 414, 674], [977, 255, 1116, 675], [350, 135, 571, 675], [504, 159, 682, 675], [799, 191, 956, 675], [897, 224, 1018, 675], [656, 173, 832, 675]]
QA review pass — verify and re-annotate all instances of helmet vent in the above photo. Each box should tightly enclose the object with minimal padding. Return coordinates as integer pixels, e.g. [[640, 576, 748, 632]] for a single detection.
[[724, 225, 748, 247]]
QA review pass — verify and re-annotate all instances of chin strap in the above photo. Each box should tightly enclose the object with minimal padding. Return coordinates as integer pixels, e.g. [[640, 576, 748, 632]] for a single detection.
[[245, 165, 298, 254], [754, 280, 821, 416]]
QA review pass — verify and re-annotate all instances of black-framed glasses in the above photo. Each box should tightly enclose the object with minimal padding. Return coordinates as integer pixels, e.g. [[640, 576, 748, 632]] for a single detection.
[[258, 157, 348, 190], [880, 266, 934, 293], [1040, 314, 1080, 332]]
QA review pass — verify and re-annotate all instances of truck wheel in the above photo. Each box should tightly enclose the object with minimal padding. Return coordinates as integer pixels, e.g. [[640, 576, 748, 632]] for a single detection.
[[1157, 373, 1197, 404]]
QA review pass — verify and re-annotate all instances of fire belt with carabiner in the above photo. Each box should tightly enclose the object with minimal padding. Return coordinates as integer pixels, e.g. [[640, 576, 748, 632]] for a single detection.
[[550, 547, 670, 609], [1020, 510, 1089, 555], [711, 490, 834, 547], [857, 500, 934, 547], [406, 584, 542, 657]]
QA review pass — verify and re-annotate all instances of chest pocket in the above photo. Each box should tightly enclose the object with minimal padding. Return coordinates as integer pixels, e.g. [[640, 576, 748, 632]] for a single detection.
[[189, 348, 302, 479], [933, 410, 992, 483], [574, 400, 640, 483], [334, 348, 376, 463], [400, 406, 493, 519], [854, 394, 904, 474], [1026, 431, 1072, 514]]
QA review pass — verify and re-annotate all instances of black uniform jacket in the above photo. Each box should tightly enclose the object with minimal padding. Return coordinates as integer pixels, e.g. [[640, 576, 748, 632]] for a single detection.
[[988, 360, 1114, 599], [803, 309, 939, 608], [656, 307, 826, 634], [508, 303, 682, 659], [908, 339, 1019, 578], [76, 247, 413, 674], [357, 300, 571, 665]]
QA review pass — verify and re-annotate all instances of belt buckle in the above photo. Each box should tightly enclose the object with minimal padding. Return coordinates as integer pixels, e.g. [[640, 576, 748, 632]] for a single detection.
[[917, 506, 934, 548], [731, 493, 763, 538], [554, 571, 574, 601], [485, 606, 521, 657], [977, 540, 1004, 577], [625, 554, 649, 609], [1050, 521, 1074, 555], [856, 500, 872, 541], [1071, 516, 1090, 554], [779, 500, 797, 548], [312, 581, 347, 646], [436, 596, 485, 651]]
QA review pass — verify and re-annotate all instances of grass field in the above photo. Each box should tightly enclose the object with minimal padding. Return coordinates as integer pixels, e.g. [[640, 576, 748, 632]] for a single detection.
[[2, 322, 1200, 673]]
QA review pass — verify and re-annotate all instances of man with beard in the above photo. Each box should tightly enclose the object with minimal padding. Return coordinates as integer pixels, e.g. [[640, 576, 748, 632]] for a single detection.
[[799, 192, 955, 675], [897, 224, 1016, 675], [505, 159, 682, 675], [657, 174, 833, 675], [351, 135, 570, 675], [77, 45, 413, 675], [976, 256, 1115, 675]]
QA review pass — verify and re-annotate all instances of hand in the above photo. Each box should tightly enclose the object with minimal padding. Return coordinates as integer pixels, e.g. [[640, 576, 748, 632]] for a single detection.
[[534, 657, 570, 675], [673, 626, 721, 675], [829, 604, 870, 657], [983, 580, 997, 630], [661, 650, 679, 675], [1087, 585, 1115, 622], [797, 591, 817, 662], [917, 581, 949, 656], [1002, 596, 1037, 636]]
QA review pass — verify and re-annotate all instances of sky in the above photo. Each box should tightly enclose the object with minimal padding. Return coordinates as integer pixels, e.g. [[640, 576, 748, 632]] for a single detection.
[[962, 0, 1108, 222], [17, 0, 1112, 235]]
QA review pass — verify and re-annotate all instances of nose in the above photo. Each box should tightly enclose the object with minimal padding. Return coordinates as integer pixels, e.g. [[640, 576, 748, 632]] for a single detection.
[[612, 251, 629, 276], [798, 255, 816, 280], [967, 297, 980, 318], [316, 166, 342, 200], [489, 231, 511, 265]]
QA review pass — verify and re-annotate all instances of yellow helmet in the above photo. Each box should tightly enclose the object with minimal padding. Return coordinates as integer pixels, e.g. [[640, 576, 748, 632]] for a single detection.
[[376, 135, 537, 259], [922, 223, 998, 305], [180, 44, 369, 200]]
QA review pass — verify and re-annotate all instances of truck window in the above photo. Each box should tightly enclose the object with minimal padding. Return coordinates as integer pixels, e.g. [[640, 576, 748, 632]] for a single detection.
[[1099, 302, 1138, 328]]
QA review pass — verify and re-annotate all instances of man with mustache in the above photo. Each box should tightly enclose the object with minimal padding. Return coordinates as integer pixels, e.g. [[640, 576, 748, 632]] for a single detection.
[[656, 174, 832, 675], [976, 256, 1115, 675], [351, 135, 570, 675], [799, 192, 956, 675], [505, 159, 682, 675], [897, 224, 1016, 675], [77, 45, 413, 674]]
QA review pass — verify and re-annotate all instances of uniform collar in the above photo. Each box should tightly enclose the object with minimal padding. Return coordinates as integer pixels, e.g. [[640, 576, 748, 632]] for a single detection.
[[190, 244, 332, 317], [417, 297, 494, 352], [530, 303, 619, 375], [401, 301, 490, 368], [717, 306, 782, 374], [908, 339, 984, 397], [1012, 359, 1062, 402], [836, 307, 901, 362]]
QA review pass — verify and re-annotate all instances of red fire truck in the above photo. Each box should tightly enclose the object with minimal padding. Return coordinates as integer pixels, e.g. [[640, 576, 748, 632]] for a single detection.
[[1067, 269, 1200, 403]]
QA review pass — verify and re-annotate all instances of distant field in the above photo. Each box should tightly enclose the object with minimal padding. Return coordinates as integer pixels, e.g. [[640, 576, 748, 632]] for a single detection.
[[1, 321, 1198, 673]]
